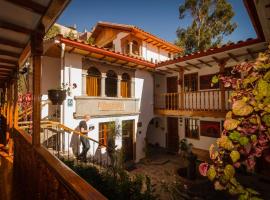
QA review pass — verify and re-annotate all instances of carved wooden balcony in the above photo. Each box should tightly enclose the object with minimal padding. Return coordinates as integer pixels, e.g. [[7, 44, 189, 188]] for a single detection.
[[154, 89, 231, 118]]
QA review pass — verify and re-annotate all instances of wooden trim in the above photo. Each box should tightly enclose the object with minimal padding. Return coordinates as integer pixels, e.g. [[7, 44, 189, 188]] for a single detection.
[[7, 0, 47, 14], [0, 20, 32, 35], [0, 58, 17, 65], [155, 109, 226, 118], [0, 37, 25, 48], [197, 59, 212, 67], [0, 49, 20, 58]]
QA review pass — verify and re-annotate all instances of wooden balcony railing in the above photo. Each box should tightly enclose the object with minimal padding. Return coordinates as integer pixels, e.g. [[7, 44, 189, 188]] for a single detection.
[[154, 89, 231, 116]]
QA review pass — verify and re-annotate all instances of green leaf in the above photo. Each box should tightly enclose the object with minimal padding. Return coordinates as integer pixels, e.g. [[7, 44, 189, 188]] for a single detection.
[[257, 79, 270, 97], [212, 75, 219, 84], [262, 114, 270, 127], [251, 135, 257, 142], [224, 119, 240, 130], [246, 188, 260, 195], [232, 100, 253, 116], [207, 165, 216, 181], [239, 137, 249, 146], [229, 131, 241, 141], [230, 150, 240, 163], [224, 164, 235, 180]]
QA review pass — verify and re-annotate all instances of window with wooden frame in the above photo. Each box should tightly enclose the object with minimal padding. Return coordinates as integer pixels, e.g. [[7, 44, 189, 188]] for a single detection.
[[185, 118, 199, 139], [99, 122, 115, 146], [105, 70, 117, 97], [132, 40, 140, 55], [86, 67, 101, 96], [121, 73, 131, 98], [184, 73, 198, 92]]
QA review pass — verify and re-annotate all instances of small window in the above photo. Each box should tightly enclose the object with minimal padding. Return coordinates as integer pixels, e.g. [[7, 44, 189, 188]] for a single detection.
[[105, 70, 117, 97], [185, 118, 199, 139], [132, 40, 140, 55], [87, 67, 101, 96], [121, 73, 131, 98], [168, 53, 171, 58]]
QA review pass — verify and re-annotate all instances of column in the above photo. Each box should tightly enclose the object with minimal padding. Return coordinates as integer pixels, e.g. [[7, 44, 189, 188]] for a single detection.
[[81, 72, 87, 96], [32, 23, 45, 146], [101, 73, 106, 97], [179, 66, 184, 109], [219, 60, 226, 112], [131, 77, 135, 98], [117, 75, 122, 98], [129, 41, 133, 55]]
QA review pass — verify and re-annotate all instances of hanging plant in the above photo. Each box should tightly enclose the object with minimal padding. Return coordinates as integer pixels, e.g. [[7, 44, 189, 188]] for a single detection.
[[199, 46, 270, 200]]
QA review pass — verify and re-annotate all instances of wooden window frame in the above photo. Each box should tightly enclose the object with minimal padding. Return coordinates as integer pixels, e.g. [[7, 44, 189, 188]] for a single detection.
[[185, 118, 199, 139], [184, 73, 198, 92]]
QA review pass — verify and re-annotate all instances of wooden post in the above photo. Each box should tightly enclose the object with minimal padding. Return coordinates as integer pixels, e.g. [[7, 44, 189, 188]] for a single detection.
[[179, 66, 184, 109], [219, 60, 226, 112], [31, 24, 44, 146]]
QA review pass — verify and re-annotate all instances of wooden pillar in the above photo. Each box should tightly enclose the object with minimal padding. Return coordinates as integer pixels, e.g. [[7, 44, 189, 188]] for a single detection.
[[31, 24, 44, 146], [219, 60, 226, 112], [179, 66, 184, 109], [117, 75, 122, 98], [13, 69, 19, 128], [101, 73, 106, 97]]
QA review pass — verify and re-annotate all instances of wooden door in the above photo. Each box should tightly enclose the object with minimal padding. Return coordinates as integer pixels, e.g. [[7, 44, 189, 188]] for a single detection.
[[166, 76, 178, 109], [122, 120, 135, 162], [167, 117, 179, 153]]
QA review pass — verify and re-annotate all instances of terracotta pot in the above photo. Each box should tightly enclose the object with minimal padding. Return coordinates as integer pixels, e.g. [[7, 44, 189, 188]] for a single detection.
[[48, 89, 66, 105]]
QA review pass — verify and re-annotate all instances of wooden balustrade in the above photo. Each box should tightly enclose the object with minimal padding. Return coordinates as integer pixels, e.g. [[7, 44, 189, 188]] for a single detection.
[[155, 89, 231, 114]]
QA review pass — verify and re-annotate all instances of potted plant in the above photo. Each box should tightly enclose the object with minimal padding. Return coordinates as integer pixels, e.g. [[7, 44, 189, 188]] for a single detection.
[[48, 83, 77, 105]]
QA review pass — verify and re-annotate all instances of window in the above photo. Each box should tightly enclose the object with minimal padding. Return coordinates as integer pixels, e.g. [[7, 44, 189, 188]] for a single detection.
[[185, 118, 199, 139], [132, 40, 140, 55], [105, 70, 117, 97], [168, 53, 171, 59], [184, 73, 198, 92], [87, 67, 101, 96], [99, 122, 115, 146], [121, 73, 131, 98]]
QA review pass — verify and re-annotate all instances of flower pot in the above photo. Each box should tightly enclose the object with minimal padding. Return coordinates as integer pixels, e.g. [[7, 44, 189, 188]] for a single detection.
[[48, 89, 66, 105]]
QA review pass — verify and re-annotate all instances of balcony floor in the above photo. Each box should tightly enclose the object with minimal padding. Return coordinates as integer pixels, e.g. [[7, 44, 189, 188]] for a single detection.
[[0, 149, 22, 200]]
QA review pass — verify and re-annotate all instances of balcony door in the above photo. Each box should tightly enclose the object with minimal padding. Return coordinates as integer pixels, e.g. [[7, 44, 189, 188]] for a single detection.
[[166, 76, 178, 109], [167, 117, 179, 153], [122, 120, 135, 162]]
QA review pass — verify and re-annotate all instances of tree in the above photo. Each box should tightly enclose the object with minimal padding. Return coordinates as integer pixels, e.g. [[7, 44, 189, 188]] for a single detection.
[[199, 46, 270, 199], [44, 25, 60, 40], [176, 0, 237, 54]]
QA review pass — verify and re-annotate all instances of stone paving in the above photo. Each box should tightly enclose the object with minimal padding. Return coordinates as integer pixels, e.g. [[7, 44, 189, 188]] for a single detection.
[[129, 147, 210, 200]]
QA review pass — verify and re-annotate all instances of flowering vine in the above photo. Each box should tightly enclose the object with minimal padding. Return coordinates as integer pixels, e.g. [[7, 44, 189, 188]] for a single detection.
[[199, 46, 270, 200]]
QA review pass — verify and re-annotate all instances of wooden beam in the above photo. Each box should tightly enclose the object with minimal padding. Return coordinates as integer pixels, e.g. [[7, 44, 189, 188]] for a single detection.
[[0, 58, 17, 65], [197, 59, 212, 67], [166, 67, 180, 72], [246, 48, 256, 59], [227, 53, 239, 62], [98, 55, 106, 60], [68, 47, 75, 53], [0, 37, 25, 48], [0, 64, 16, 69], [0, 50, 20, 58], [0, 67, 13, 71], [175, 64, 190, 71], [0, 21, 33, 35], [110, 58, 119, 63], [156, 69, 173, 74], [186, 62, 200, 69], [7, 0, 47, 15]]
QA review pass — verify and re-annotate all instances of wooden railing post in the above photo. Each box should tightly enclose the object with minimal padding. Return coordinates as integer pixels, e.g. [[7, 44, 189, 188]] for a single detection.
[[179, 66, 184, 109], [219, 60, 226, 112], [31, 24, 45, 146]]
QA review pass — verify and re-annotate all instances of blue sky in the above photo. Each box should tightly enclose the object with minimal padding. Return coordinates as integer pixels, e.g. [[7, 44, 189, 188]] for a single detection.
[[57, 0, 256, 44]]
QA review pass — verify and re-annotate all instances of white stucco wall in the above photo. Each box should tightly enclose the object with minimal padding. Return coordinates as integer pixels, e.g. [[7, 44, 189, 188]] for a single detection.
[[113, 32, 129, 52], [142, 41, 171, 63], [134, 69, 154, 161], [146, 117, 166, 148]]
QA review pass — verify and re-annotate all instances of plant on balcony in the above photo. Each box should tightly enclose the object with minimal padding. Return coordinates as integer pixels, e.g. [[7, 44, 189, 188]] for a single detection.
[[48, 82, 77, 105], [199, 46, 270, 199]]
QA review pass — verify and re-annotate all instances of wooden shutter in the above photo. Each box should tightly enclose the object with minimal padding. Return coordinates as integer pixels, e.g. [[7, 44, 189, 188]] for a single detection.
[[121, 80, 130, 98], [99, 123, 108, 146], [86, 76, 99, 96]]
